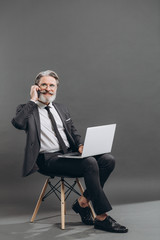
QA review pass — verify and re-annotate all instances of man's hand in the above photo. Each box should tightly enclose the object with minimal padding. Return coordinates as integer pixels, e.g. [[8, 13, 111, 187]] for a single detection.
[[78, 145, 83, 154], [30, 85, 40, 101]]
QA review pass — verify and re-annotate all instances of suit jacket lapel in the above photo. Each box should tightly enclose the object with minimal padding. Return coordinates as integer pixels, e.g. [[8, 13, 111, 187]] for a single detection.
[[53, 103, 76, 149], [33, 105, 41, 143], [53, 103, 68, 130]]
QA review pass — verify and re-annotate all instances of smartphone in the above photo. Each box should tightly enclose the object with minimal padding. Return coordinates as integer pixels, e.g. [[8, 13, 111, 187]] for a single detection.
[[37, 90, 40, 98], [35, 83, 40, 98]]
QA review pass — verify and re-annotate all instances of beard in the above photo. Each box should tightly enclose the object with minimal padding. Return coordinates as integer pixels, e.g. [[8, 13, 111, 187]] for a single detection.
[[39, 91, 56, 103]]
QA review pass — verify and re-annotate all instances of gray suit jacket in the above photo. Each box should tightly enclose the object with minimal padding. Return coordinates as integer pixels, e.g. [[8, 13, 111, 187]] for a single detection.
[[11, 101, 82, 177]]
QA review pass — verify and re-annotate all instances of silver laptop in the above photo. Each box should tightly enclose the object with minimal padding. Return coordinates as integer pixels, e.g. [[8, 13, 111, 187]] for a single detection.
[[58, 124, 116, 159]]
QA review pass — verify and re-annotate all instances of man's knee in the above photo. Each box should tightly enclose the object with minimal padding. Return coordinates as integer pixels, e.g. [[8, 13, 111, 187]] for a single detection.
[[102, 154, 116, 171], [83, 157, 99, 173], [108, 154, 115, 169]]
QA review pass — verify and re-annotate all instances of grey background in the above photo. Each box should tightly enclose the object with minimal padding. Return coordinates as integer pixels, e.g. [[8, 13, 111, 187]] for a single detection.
[[0, 0, 160, 212]]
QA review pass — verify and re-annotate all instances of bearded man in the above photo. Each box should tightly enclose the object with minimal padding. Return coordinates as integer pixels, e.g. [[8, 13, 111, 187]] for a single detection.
[[11, 70, 128, 233]]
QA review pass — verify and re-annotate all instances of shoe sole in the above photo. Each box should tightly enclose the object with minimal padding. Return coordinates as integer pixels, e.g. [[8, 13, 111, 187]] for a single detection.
[[94, 225, 128, 233]]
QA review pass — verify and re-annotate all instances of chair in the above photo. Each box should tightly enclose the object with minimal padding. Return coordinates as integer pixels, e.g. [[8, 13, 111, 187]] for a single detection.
[[30, 172, 96, 229]]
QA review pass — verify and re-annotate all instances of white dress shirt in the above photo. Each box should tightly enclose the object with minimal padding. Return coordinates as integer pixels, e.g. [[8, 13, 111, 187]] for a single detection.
[[36, 101, 70, 153]]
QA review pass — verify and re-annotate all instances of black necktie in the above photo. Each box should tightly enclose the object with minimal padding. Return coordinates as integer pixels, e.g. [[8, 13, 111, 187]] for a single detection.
[[45, 105, 68, 153]]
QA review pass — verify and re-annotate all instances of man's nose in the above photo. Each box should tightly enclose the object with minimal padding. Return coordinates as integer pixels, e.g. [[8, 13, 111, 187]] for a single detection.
[[46, 85, 52, 90]]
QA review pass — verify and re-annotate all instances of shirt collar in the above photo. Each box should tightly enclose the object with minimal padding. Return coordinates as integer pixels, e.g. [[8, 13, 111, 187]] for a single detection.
[[36, 101, 54, 109]]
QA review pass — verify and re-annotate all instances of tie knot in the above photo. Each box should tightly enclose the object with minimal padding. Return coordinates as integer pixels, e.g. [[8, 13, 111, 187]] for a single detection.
[[45, 105, 50, 111]]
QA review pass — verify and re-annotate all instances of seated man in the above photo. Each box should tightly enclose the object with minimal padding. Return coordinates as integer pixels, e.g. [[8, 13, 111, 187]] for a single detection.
[[11, 70, 128, 233]]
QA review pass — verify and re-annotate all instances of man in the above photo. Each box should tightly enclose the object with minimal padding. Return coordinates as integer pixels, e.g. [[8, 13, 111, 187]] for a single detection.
[[12, 70, 128, 233]]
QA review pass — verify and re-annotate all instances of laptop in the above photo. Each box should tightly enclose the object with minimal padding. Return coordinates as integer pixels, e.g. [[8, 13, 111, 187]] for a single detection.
[[58, 124, 116, 159]]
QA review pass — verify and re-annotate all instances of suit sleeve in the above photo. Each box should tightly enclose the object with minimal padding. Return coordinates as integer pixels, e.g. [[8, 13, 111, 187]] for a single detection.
[[11, 101, 37, 130]]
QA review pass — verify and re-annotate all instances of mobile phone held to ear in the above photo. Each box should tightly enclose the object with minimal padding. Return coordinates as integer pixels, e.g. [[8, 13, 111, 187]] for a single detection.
[[35, 83, 40, 98], [37, 90, 40, 98]]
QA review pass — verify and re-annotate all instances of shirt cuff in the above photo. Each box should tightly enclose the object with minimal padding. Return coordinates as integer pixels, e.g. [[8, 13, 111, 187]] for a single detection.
[[30, 99, 36, 103]]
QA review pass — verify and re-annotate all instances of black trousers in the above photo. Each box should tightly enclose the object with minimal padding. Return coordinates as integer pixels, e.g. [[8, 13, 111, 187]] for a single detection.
[[37, 152, 115, 215]]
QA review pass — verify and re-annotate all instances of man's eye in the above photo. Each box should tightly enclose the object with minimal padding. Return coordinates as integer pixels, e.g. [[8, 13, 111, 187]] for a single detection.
[[50, 84, 55, 87], [41, 83, 47, 86]]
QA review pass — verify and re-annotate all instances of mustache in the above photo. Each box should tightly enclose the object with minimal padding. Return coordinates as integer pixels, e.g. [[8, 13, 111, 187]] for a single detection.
[[39, 90, 54, 95]]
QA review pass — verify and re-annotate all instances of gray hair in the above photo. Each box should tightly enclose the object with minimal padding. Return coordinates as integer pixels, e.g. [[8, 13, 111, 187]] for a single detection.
[[35, 70, 59, 86]]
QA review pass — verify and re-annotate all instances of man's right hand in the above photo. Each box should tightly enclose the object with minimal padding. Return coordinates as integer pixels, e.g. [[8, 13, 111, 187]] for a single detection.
[[30, 85, 40, 102]]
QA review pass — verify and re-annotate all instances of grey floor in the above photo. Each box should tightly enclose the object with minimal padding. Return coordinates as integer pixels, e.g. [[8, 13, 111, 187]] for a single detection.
[[0, 200, 159, 240]]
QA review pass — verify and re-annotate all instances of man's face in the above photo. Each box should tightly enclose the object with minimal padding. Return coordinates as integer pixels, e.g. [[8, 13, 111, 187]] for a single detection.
[[38, 76, 58, 103]]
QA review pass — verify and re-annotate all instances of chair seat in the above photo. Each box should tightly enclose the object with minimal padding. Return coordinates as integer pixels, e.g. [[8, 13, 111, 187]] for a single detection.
[[38, 169, 83, 178]]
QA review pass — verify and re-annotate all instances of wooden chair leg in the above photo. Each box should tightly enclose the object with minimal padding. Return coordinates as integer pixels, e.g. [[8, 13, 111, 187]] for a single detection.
[[64, 200, 66, 215], [61, 178, 65, 230], [76, 178, 96, 219], [30, 178, 49, 223]]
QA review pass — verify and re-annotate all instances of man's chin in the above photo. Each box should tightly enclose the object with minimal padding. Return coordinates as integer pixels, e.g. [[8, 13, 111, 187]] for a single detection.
[[39, 94, 56, 103]]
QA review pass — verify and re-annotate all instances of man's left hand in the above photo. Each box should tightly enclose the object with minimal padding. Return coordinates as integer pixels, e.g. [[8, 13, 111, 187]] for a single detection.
[[78, 145, 83, 154]]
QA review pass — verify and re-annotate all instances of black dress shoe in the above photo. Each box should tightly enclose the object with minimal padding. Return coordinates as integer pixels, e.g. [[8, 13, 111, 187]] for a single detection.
[[72, 199, 94, 225], [94, 216, 128, 233]]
